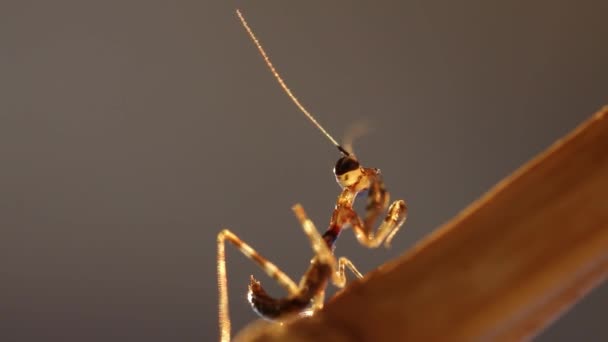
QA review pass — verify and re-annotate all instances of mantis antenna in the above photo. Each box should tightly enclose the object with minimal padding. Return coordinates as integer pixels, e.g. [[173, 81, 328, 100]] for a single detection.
[[236, 9, 350, 157]]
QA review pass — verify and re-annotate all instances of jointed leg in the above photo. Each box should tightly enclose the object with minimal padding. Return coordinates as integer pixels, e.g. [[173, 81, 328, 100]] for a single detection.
[[292, 204, 335, 265], [217, 229, 299, 342], [292, 204, 364, 289], [351, 198, 408, 249], [308, 256, 364, 312], [363, 174, 390, 232], [332, 256, 364, 288]]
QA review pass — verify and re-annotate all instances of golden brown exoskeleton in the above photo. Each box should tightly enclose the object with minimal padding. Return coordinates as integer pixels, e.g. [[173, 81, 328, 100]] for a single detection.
[[216, 10, 408, 342]]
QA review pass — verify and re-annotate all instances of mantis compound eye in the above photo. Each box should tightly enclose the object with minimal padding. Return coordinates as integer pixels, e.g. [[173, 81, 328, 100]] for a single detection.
[[334, 156, 360, 176]]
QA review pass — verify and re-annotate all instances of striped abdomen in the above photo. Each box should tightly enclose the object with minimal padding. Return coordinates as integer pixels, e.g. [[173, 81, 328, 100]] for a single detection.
[[247, 260, 332, 320]]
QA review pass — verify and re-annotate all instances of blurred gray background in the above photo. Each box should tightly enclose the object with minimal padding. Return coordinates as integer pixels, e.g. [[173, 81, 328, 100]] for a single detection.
[[1, 1, 607, 341]]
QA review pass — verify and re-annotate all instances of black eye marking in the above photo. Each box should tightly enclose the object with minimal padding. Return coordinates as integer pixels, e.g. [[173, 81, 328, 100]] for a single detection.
[[334, 156, 360, 176]]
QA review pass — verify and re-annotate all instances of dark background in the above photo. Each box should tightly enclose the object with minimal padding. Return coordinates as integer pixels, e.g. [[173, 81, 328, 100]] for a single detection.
[[2, 1, 607, 341]]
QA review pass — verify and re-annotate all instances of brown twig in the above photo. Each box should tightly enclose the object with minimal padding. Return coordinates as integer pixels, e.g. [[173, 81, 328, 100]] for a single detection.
[[235, 106, 608, 342]]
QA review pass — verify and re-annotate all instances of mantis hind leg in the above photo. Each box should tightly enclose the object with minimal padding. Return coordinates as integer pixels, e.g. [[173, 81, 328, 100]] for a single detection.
[[217, 229, 299, 342]]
